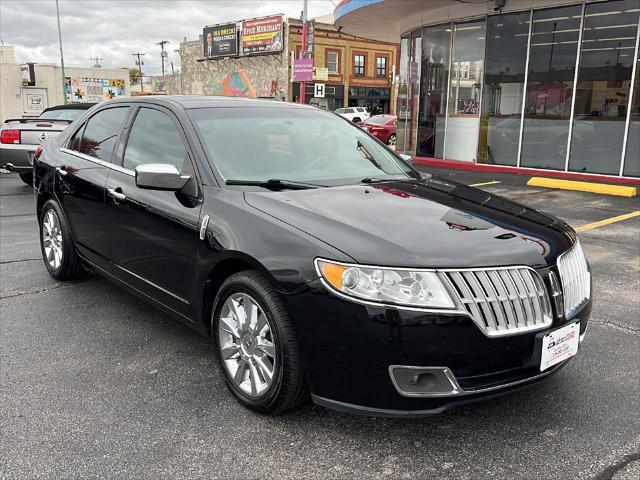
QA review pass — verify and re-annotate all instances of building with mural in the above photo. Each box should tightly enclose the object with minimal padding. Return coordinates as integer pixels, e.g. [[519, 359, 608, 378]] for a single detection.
[[153, 14, 399, 114], [0, 46, 130, 122], [334, 0, 640, 179]]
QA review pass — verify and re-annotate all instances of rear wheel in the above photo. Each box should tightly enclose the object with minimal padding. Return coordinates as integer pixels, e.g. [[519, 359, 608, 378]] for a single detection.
[[39, 199, 86, 280], [19, 172, 33, 185], [388, 134, 396, 146], [352, 117, 362, 123], [211, 270, 307, 414]]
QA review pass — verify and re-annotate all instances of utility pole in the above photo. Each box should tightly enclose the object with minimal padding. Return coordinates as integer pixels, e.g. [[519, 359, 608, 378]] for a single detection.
[[90, 57, 103, 68], [55, 0, 67, 104], [300, 0, 308, 104], [157, 40, 169, 77], [132, 52, 145, 92]]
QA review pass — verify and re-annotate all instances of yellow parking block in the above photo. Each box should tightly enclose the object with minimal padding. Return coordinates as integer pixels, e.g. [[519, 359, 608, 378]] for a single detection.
[[527, 177, 637, 197]]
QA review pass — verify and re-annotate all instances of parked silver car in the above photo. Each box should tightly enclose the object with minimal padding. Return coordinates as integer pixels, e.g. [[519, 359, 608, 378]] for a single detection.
[[1, 103, 95, 185]]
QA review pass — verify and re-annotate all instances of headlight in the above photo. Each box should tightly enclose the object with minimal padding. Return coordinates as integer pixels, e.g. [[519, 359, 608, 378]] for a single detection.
[[315, 259, 457, 309]]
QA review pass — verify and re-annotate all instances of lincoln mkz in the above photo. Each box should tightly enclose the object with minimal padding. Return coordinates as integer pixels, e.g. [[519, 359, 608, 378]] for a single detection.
[[33, 96, 591, 416]]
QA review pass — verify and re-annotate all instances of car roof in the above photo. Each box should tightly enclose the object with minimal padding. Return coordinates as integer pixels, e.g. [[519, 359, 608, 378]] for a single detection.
[[43, 103, 97, 112], [108, 95, 316, 111]]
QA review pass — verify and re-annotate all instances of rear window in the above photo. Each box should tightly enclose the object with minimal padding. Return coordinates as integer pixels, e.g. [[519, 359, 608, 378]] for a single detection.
[[39, 109, 86, 121], [367, 116, 390, 124]]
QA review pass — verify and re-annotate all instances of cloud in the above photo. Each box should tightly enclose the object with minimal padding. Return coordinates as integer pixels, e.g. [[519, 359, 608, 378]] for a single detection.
[[0, 0, 334, 76]]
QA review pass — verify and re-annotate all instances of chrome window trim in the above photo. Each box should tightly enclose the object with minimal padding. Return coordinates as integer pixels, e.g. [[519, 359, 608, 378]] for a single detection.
[[60, 147, 135, 177]]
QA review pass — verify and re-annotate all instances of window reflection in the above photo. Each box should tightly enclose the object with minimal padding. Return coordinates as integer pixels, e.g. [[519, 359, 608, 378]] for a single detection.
[[478, 12, 530, 166], [444, 19, 486, 162], [521, 5, 582, 170], [417, 24, 451, 159], [623, 47, 640, 177], [569, 0, 640, 175]]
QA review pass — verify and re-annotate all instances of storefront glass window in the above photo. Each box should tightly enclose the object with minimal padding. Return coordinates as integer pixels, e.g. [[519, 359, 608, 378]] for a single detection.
[[396, 36, 411, 152], [568, 0, 640, 175], [416, 24, 451, 158], [521, 5, 582, 170], [444, 19, 486, 162], [478, 12, 530, 165], [623, 35, 640, 177]]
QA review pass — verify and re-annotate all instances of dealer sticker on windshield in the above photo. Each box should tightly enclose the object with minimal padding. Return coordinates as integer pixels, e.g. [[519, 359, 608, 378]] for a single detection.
[[540, 322, 580, 372]]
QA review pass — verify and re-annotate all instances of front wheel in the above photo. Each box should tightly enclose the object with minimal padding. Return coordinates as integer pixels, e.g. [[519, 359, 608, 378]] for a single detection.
[[39, 199, 86, 280], [19, 172, 33, 185], [211, 271, 307, 414]]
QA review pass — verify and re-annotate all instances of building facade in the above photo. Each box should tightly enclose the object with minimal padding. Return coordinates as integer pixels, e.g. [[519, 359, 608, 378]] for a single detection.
[[288, 18, 399, 114], [1, 46, 130, 122], [335, 0, 640, 179], [154, 16, 398, 114]]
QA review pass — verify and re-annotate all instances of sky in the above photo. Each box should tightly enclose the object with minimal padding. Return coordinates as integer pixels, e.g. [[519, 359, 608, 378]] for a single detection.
[[0, 0, 335, 77]]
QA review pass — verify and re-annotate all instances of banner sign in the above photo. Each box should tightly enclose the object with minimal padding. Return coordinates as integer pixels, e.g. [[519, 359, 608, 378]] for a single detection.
[[293, 59, 313, 82], [65, 77, 126, 103], [203, 23, 238, 58], [305, 20, 315, 57], [241, 15, 283, 55]]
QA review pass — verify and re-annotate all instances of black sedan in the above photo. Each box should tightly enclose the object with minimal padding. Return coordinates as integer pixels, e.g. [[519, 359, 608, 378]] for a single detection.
[[33, 96, 591, 417]]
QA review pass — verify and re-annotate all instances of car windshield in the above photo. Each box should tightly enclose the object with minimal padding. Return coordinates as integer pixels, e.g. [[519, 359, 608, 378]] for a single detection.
[[39, 109, 85, 121], [189, 106, 413, 184]]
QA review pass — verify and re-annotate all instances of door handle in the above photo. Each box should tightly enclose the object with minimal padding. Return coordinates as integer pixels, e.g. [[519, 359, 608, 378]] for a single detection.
[[107, 187, 126, 202], [56, 166, 68, 176]]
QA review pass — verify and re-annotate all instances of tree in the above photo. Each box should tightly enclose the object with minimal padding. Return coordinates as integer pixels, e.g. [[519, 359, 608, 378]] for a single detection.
[[123, 67, 141, 85]]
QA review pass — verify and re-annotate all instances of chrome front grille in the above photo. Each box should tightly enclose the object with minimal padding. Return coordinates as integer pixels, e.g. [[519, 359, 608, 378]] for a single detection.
[[557, 241, 590, 318], [440, 267, 552, 337]]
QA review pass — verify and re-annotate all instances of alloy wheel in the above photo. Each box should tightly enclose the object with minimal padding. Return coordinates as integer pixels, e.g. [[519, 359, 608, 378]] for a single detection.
[[218, 293, 277, 397], [388, 134, 396, 146], [42, 209, 63, 270]]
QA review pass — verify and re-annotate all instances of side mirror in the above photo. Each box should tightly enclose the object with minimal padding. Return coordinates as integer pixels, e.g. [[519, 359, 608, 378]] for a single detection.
[[399, 153, 415, 166], [135, 163, 191, 191]]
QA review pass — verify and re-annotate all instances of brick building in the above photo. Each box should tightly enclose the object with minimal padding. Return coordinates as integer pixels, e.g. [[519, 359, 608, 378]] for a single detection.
[[153, 15, 398, 115]]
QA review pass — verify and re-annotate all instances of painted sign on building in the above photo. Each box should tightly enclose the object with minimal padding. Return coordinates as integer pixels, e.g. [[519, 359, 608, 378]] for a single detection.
[[241, 15, 283, 55], [203, 23, 239, 58], [65, 77, 126, 103]]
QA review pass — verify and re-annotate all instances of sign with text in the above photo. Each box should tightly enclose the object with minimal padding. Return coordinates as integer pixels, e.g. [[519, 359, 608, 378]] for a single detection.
[[293, 59, 313, 82], [203, 23, 239, 58], [313, 67, 328, 82], [314, 83, 325, 98], [305, 20, 315, 57], [241, 15, 283, 55]]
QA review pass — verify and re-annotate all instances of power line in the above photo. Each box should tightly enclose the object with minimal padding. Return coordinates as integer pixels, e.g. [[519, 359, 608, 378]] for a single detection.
[[157, 40, 169, 77], [132, 52, 145, 92], [89, 57, 103, 68]]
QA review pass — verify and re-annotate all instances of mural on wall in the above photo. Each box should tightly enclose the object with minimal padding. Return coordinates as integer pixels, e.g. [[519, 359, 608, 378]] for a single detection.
[[207, 71, 257, 98], [65, 77, 126, 103], [154, 80, 167, 93]]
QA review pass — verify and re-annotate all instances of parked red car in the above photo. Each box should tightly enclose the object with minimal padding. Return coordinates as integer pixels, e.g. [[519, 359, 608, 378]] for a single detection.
[[361, 114, 397, 146]]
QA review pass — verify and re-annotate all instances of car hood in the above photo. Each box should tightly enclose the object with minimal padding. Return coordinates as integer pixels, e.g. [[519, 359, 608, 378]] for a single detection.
[[244, 177, 575, 269]]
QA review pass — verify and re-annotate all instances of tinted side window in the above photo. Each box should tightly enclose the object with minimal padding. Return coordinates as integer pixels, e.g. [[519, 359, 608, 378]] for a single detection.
[[78, 107, 129, 161], [123, 108, 187, 171]]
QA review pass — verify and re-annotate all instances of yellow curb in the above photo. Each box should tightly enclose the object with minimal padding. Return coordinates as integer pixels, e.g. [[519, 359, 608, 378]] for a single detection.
[[527, 177, 637, 197], [575, 211, 640, 232]]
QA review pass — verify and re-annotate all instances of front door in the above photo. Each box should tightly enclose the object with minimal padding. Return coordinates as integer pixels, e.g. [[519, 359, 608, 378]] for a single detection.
[[104, 106, 203, 320], [57, 106, 130, 268]]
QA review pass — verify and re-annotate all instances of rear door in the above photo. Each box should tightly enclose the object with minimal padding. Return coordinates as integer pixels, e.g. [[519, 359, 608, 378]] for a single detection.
[[57, 106, 131, 268], [104, 105, 203, 319]]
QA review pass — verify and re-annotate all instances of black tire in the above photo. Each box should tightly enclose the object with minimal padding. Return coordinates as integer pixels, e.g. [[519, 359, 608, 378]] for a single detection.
[[39, 199, 86, 280], [211, 270, 307, 414], [19, 172, 33, 185], [352, 117, 361, 123]]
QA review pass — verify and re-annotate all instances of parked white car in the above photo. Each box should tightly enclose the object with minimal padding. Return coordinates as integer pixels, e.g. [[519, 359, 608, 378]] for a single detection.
[[335, 107, 370, 123]]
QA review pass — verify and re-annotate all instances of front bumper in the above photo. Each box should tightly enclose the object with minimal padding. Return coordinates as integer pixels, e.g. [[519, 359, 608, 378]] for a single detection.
[[283, 279, 591, 416], [0, 145, 35, 172]]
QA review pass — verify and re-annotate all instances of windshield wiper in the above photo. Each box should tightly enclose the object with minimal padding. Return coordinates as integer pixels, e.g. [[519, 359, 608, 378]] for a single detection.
[[360, 177, 392, 184], [225, 179, 323, 190]]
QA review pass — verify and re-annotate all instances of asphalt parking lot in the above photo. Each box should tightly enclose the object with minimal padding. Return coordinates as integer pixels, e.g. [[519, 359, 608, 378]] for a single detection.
[[1, 169, 638, 480]]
